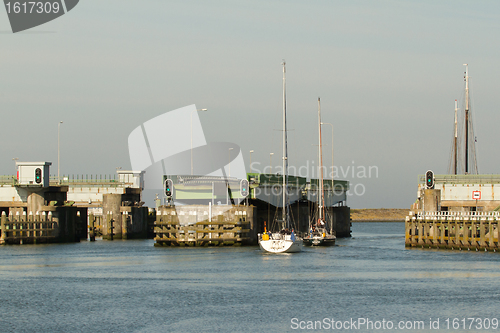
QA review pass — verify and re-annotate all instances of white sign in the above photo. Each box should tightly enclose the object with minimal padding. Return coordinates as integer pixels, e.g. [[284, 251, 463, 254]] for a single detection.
[[472, 191, 481, 200]]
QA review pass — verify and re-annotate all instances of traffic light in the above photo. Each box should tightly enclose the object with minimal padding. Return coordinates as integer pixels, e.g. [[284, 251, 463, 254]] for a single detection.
[[425, 170, 434, 189], [165, 179, 173, 197], [35, 168, 42, 184], [240, 179, 249, 197]]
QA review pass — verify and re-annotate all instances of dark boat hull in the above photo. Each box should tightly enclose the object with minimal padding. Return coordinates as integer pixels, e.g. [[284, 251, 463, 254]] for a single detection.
[[303, 236, 336, 246]]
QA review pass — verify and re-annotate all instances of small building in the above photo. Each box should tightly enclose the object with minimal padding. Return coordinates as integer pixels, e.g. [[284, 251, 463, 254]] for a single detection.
[[16, 162, 51, 187], [412, 174, 500, 212]]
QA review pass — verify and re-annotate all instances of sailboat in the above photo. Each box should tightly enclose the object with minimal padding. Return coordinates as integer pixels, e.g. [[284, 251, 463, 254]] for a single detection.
[[303, 98, 336, 246], [258, 61, 303, 253]]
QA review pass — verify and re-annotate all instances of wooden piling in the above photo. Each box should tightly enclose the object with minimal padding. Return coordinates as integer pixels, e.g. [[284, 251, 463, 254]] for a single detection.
[[122, 212, 128, 240], [89, 213, 95, 241], [0, 212, 6, 245], [154, 206, 255, 246], [479, 219, 486, 248], [108, 212, 114, 241]]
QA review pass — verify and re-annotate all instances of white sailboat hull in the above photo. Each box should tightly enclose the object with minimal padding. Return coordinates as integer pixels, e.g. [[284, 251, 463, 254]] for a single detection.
[[258, 233, 303, 253]]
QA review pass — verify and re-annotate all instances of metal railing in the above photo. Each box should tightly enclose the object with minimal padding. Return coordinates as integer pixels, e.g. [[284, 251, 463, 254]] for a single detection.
[[0, 174, 123, 186], [411, 211, 500, 218], [0, 175, 16, 185], [419, 174, 500, 185], [52, 174, 118, 183]]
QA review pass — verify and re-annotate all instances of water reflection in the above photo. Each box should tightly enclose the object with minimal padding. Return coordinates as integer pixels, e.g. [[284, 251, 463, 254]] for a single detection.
[[0, 223, 499, 332]]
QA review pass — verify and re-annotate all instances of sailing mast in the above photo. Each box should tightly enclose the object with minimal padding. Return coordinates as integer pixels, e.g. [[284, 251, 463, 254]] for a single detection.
[[282, 60, 289, 230], [454, 99, 458, 175], [449, 65, 479, 175], [318, 98, 325, 222], [464, 64, 469, 174]]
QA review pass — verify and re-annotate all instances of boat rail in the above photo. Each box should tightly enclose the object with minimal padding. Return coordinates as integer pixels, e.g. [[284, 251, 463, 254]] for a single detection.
[[258, 232, 295, 241]]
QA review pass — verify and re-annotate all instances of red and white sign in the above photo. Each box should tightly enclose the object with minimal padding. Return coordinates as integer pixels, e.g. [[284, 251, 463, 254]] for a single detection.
[[472, 191, 481, 200]]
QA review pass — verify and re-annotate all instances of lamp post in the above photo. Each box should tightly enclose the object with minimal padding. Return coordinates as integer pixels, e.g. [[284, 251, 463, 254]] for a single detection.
[[191, 108, 208, 175], [321, 122, 334, 190], [228, 148, 233, 177], [58, 121, 63, 184], [269, 153, 274, 174], [249, 150, 254, 172]]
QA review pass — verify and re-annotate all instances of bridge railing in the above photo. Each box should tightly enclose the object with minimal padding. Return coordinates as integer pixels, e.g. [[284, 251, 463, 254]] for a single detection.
[[0, 175, 16, 185], [0, 174, 126, 186]]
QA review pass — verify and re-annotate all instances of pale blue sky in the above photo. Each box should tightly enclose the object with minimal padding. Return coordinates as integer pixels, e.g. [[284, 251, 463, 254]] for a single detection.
[[1, 0, 500, 208]]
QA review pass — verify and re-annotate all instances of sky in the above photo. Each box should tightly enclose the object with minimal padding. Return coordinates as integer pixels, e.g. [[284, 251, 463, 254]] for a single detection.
[[1, 0, 500, 208]]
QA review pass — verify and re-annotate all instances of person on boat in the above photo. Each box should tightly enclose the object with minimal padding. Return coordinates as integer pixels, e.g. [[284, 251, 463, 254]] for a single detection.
[[291, 229, 296, 242]]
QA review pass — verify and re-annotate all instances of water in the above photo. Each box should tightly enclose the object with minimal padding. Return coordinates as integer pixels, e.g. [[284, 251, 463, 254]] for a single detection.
[[1, 222, 500, 332]]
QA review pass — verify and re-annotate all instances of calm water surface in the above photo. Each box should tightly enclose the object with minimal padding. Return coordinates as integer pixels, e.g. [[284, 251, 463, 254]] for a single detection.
[[1, 222, 499, 332]]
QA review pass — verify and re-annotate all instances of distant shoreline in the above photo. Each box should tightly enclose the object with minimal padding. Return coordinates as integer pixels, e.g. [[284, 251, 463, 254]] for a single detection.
[[350, 208, 408, 222]]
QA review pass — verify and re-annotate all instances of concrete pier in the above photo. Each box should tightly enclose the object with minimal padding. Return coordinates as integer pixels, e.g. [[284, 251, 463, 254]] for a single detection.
[[101, 190, 148, 240], [405, 211, 499, 251]]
